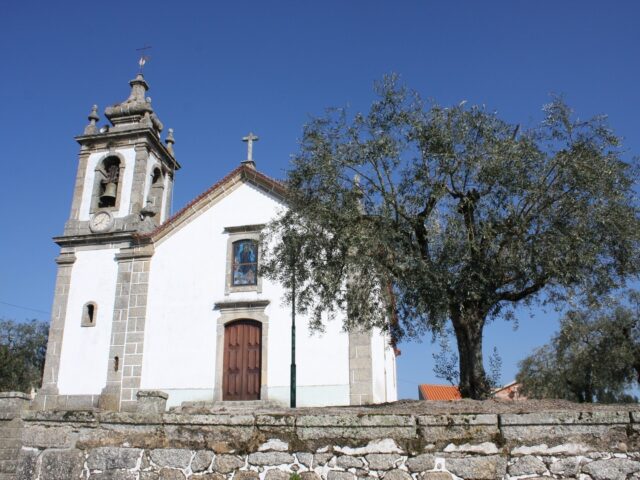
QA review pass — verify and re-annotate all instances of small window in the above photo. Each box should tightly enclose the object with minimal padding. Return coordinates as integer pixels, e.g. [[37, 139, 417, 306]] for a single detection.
[[81, 302, 97, 327], [232, 240, 258, 286]]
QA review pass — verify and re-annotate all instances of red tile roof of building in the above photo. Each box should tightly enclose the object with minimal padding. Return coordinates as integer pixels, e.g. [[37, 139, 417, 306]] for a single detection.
[[492, 381, 526, 400], [418, 384, 462, 401]]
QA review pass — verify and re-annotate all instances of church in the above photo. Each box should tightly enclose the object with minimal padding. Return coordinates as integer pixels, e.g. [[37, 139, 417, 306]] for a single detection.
[[36, 71, 398, 412]]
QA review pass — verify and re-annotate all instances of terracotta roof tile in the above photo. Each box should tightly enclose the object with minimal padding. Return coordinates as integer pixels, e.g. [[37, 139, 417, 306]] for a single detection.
[[418, 384, 462, 401]]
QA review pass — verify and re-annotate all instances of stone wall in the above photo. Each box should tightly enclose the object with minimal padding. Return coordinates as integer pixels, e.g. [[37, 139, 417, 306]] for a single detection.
[[0, 393, 30, 480], [1, 394, 639, 480]]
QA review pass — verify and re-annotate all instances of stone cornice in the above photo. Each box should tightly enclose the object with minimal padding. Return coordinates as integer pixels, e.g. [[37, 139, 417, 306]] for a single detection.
[[115, 244, 155, 261], [53, 231, 136, 248], [223, 224, 266, 234], [55, 252, 77, 265], [214, 300, 270, 310], [75, 127, 180, 171]]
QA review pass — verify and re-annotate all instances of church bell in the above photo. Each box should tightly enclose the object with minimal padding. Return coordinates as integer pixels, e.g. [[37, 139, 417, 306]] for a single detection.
[[101, 182, 117, 203]]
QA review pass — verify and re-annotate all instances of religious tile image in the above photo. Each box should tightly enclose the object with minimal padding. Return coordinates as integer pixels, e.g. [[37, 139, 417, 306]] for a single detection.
[[232, 240, 258, 286]]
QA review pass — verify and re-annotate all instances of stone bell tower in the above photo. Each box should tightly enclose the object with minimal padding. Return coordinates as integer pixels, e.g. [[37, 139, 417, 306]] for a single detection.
[[35, 72, 180, 411], [63, 72, 180, 237]]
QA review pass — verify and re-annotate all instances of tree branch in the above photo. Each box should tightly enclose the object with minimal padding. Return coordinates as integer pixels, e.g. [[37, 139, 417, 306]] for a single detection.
[[497, 279, 547, 302]]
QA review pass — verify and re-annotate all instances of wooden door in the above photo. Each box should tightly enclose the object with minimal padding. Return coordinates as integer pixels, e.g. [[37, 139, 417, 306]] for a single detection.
[[223, 320, 262, 401]]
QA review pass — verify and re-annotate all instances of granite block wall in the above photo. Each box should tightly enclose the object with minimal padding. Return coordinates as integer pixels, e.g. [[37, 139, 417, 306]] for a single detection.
[[1, 393, 639, 480]]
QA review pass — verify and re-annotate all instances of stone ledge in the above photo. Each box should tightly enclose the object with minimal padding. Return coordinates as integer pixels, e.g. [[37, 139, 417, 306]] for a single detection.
[[136, 390, 168, 400], [297, 414, 415, 427], [501, 411, 631, 426], [256, 414, 296, 427], [0, 392, 30, 400], [162, 413, 255, 426], [418, 414, 498, 426], [18, 408, 640, 432], [22, 410, 99, 424]]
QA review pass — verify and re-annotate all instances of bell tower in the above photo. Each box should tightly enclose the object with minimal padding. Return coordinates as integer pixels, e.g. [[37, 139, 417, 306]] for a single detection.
[[35, 71, 180, 411], [64, 72, 180, 238]]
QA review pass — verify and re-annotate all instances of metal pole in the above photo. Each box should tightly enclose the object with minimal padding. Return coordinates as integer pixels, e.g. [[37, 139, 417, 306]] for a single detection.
[[290, 265, 296, 408]]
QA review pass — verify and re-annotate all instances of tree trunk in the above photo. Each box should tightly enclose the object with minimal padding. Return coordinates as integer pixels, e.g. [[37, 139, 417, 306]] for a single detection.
[[451, 305, 490, 399]]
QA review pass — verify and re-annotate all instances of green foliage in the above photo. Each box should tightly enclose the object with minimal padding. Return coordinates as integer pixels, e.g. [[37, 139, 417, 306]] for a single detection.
[[488, 347, 503, 390], [432, 335, 459, 386], [433, 338, 502, 389], [517, 293, 640, 403], [289, 474, 302, 480], [261, 75, 640, 398], [0, 319, 48, 392]]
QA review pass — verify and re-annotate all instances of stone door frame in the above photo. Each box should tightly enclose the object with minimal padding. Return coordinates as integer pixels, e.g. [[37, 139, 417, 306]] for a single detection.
[[213, 300, 269, 402]]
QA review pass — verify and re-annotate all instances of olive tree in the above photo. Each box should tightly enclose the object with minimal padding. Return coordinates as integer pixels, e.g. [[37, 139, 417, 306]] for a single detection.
[[517, 293, 640, 402], [261, 77, 640, 398]]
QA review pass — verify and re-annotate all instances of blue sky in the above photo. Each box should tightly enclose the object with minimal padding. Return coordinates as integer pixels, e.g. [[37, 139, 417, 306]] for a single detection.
[[1, 1, 638, 399]]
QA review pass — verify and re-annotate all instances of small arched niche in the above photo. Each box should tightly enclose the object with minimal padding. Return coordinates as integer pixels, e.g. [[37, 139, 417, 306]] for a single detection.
[[141, 166, 165, 225], [81, 302, 97, 327], [148, 166, 165, 208]]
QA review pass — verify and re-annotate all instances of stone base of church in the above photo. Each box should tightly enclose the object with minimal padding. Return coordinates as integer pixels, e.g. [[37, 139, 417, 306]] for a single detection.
[[33, 386, 360, 412], [98, 384, 122, 411], [33, 389, 101, 411], [33, 387, 168, 413]]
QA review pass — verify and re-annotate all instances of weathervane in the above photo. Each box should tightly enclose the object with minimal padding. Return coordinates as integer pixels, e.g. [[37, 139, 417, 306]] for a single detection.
[[136, 45, 152, 73]]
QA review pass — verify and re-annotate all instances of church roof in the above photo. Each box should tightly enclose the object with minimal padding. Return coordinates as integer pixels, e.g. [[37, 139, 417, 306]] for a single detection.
[[135, 164, 285, 243]]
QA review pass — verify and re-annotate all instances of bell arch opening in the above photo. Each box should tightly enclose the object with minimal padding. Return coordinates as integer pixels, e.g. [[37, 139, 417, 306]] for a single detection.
[[91, 155, 123, 212]]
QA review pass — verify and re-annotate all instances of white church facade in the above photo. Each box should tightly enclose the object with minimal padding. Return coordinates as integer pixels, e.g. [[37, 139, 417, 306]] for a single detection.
[[36, 72, 398, 412]]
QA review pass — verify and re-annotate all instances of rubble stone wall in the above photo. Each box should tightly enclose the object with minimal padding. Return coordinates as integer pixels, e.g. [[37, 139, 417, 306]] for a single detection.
[[1, 395, 639, 480]]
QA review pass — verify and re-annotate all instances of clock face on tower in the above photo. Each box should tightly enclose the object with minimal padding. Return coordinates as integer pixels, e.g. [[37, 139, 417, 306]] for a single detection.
[[89, 211, 114, 233]]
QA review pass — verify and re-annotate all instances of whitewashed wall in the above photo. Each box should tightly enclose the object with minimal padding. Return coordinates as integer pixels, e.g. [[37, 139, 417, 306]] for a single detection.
[[141, 182, 351, 407], [370, 328, 398, 403], [57, 249, 118, 394], [384, 339, 398, 402]]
